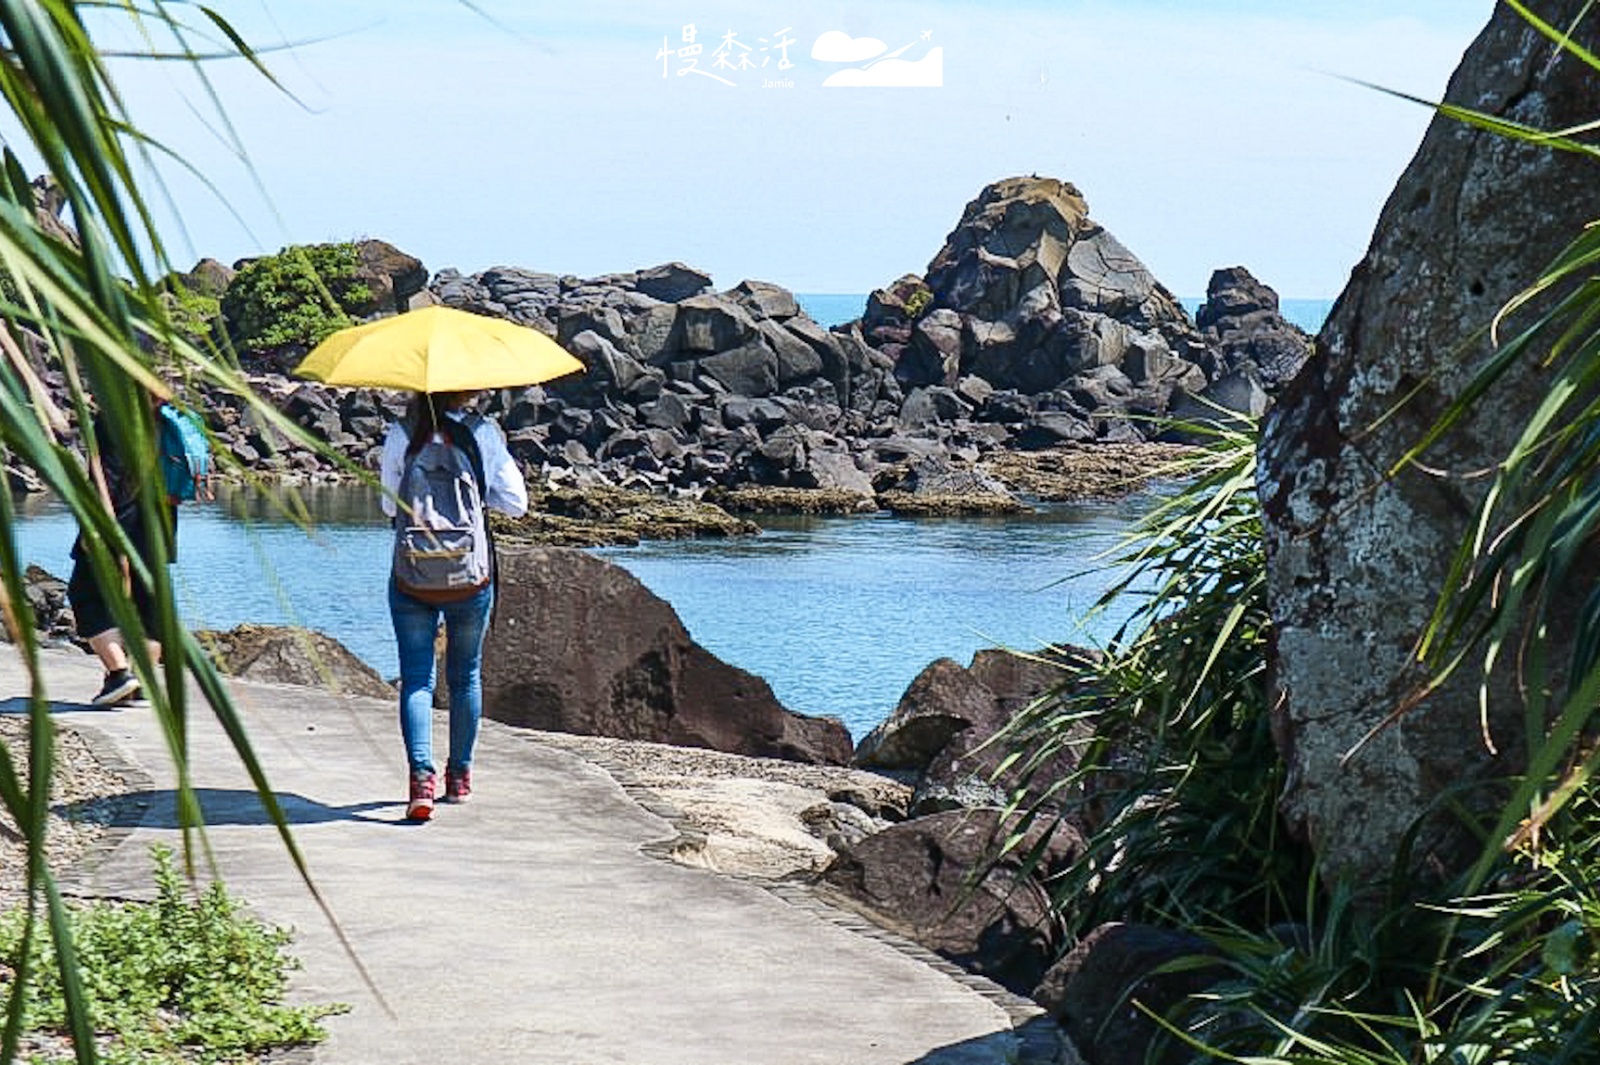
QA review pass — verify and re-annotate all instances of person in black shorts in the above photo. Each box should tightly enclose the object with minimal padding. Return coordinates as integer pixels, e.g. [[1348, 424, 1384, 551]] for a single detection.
[[67, 393, 178, 706]]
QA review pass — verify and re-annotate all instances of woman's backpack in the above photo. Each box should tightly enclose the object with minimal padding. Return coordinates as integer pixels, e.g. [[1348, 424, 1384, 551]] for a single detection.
[[392, 416, 492, 603]]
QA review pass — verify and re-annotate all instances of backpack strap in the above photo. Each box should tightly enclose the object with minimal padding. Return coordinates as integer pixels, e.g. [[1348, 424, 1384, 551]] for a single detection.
[[437, 412, 501, 627], [437, 413, 487, 497]]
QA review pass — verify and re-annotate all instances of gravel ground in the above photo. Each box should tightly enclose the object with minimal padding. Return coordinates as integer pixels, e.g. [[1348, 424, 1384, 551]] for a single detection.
[[530, 730, 911, 878], [0, 715, 128, 907]]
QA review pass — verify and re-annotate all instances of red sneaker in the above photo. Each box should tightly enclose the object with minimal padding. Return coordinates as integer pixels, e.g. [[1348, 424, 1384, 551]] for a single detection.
[[406, 771, 437, 821], [444, 767, 472, 804]]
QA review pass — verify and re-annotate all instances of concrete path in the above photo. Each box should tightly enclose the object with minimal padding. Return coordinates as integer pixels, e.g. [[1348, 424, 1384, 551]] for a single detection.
[[1, 645, 1070, 1065]]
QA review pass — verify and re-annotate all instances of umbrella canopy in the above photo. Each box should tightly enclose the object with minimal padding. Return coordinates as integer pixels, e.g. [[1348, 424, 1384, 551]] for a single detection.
[[293, 305, 585, 392]]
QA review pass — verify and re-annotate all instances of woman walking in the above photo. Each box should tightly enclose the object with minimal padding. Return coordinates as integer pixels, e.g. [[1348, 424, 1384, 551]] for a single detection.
[[381, 390, 527, 821]]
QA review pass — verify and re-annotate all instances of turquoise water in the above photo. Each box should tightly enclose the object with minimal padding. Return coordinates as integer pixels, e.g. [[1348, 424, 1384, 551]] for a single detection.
[[795, 293, 867, 328], [801, 292, 1335, 335], [9, 486, 1157, 739], [1179, 295, 1332, 335], [1275, 298, 1335, 334]]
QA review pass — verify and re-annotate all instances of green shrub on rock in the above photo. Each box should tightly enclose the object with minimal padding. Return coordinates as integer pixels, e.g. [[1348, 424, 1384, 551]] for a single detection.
[[220, 243, 372, 355]]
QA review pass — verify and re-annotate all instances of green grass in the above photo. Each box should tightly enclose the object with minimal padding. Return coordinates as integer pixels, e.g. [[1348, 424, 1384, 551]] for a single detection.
[[0, 846, 344, 1065]]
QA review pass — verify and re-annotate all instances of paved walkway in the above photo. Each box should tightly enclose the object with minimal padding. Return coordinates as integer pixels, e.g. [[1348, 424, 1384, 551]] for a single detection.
[[1, 645, 1070, 1065]]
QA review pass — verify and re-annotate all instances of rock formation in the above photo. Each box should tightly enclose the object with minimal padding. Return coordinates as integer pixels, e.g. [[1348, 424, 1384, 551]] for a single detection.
[[25, 173, 1299, 526], [481, 545, 853, 764], [1168, 266, 1312, 433], [856, 177, 1220, 447], [1258, 2, 1600, 881], [195, 624, 395, 700], [853, 644, 1094, 814], [818, 807, 1083, 994]]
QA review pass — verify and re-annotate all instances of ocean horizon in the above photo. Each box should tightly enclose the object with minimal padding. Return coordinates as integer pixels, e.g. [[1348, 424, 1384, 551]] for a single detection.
[[796, 293, 1334, 335]]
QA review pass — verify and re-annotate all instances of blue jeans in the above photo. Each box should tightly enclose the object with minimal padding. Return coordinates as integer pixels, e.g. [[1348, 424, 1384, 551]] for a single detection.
[[388, 577, 492, 776]]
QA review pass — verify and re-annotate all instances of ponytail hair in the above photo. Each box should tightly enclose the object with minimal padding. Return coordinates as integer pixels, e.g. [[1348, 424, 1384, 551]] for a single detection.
[[403, 393, 437, 457]]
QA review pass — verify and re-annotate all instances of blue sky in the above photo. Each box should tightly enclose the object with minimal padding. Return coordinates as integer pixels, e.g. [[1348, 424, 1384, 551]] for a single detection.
[[101, 1, 1495, 299]]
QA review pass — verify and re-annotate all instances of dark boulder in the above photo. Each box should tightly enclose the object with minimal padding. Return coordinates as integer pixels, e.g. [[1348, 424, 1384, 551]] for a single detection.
[[633, 262, 713, 303], [819, 808, 1083, 994], [351, 239, 429, 316], [699, 340, 779, 397], [1033, 922, 1223, 1065], [482, 546, 852, 764], [676, 294, 760, 354], [913, 646, 1091, 815], [854, 658, 988, 771], [729, 279, 800, 320]]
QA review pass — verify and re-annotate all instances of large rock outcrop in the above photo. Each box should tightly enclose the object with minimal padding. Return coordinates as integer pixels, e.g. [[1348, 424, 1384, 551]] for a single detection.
[[482, 546, 852, 764], [1258, 3, 1600, 881], [858, 176, 1217, 445]]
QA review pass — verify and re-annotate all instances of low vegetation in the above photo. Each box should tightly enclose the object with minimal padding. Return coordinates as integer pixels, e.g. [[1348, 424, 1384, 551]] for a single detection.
[[0, 846, 344, 1065], [997, 420, 1600, 1062]]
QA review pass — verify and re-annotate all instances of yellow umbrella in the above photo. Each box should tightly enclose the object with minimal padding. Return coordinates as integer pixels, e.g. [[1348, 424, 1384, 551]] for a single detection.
[[294, 305, 585, 392]]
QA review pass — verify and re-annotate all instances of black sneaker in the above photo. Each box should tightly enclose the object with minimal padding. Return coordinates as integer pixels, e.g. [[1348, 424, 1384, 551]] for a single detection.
[[91, 669, 140, 707]]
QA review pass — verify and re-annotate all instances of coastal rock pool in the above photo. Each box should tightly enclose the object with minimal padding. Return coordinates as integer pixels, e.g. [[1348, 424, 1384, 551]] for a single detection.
[[9, 484, 1160, 740]]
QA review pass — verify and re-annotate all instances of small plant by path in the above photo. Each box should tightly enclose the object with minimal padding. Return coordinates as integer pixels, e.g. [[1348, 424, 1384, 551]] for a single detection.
[[0, 845, 346, 1064]]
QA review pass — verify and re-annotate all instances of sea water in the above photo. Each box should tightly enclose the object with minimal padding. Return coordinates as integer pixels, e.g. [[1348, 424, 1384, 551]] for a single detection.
[[9, 486, 1159, 740]]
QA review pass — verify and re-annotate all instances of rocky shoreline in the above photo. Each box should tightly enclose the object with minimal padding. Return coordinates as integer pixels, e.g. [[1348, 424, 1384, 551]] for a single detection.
[[3, 171, 1317, 1065], [6, 174, 1306, 550]]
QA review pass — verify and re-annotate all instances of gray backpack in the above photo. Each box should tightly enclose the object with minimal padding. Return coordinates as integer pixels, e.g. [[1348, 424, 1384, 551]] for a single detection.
[[392, 417, 492, 603]]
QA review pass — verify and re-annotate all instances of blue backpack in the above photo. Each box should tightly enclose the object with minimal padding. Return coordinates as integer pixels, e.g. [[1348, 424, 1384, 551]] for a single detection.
[[158, 403, 212, 502]]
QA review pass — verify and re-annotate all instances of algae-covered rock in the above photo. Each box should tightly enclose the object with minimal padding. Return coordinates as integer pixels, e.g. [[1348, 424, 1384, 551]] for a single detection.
[[492, 485, 760, 548], [981, 442, 1191, 500], [703, 486, 876, 515], [876, 491, 1028, 517]]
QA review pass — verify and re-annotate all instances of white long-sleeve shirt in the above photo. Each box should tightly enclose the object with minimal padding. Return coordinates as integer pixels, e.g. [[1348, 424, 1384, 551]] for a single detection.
[[379, 411, 528, 518]]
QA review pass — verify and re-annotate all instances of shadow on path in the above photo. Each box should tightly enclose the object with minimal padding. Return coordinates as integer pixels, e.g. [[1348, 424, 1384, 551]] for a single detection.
[[0, 696, 125, 716], [77, 787, 402, 829], [907, 1017, 1070, 1065]]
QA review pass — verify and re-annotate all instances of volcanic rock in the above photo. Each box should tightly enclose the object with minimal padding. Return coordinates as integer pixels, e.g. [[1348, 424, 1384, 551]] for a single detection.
[[1258, 2, 1600, 883], [482, 546, 852, 764]]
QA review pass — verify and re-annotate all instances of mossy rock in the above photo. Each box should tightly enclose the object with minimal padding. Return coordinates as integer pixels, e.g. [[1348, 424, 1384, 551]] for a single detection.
[[195, 623, 394, 699], [704, 486, 877, 515], [877, 491, 1030, 517], [982, 443, 1194, 501], [491, 486, 760, 548]]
